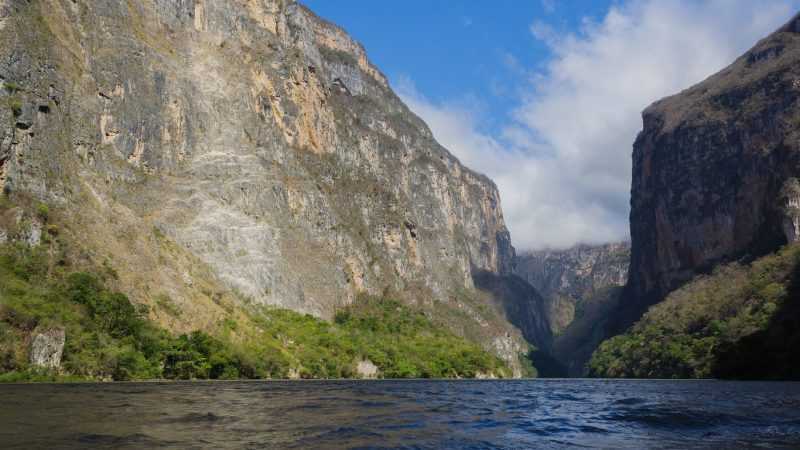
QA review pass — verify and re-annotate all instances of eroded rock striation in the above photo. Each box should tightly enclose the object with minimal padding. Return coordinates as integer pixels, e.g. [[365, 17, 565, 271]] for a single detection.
[[624, 12, 800, 326], [0, 0, 534, 373]]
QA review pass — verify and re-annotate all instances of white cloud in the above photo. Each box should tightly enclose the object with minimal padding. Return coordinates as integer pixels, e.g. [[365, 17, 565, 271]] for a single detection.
[[540, 0, 556, 14], [398, 0, 799, 250]]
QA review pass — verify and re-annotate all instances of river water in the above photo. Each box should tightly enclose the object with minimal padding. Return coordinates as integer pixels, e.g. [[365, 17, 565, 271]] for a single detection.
[[2, 379, 800, 449]]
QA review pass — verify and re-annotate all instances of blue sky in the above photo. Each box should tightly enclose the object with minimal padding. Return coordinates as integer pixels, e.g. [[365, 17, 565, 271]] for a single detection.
[[304, 1, 800, 250], [304, 0, 612, 135]]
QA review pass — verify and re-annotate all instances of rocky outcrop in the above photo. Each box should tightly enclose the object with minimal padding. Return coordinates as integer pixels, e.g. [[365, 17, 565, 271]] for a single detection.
[[355, 359, 378, 379], [624, 12, 800, 325], [29, 327, 65, 369], [780, 178, 800, 242], [0, 0, 528, 372], [516, 242, 629, 334]]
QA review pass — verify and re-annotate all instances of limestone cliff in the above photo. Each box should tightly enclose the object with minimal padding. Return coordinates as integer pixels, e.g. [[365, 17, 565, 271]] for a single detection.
[[623, 12, 800, 327], [0, 0, 531, 373], [516, 242, 629, 334]]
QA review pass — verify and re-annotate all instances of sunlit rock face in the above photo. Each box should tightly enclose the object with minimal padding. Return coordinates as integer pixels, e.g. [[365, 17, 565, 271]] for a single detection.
[[625, 13, 800, 320], [0, 0, 529, 372]]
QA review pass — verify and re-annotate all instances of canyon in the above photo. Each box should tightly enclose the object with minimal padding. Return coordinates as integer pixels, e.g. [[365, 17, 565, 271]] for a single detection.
[[2, 0, 799, 380]]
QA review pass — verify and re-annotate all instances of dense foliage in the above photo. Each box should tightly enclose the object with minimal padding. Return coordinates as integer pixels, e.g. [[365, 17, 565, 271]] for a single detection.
[[332, 299, 504, 378], [0, 241, 506, 381], [0, 243, 262, 381], [589, 244, 800, 379]]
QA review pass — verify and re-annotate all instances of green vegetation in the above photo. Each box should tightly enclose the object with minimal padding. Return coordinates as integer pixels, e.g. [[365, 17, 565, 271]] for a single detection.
[[209, 297, 507, 379], [589, 244, 800, 379], [0, 242, 255, 381], [35, 203, 49, 221], [333, 299, 504, 378], [0, 230, 507, 381], [154, 294, 181, 317], [7, 97, 22, 117], [2, 80, 23, 116], [3, 81, 19, 94]]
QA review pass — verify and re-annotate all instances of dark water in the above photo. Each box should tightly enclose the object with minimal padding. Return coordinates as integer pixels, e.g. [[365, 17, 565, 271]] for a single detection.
[[2, 380, 800, 449]]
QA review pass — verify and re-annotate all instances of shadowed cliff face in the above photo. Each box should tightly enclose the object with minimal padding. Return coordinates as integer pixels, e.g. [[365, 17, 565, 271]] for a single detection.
[[623, 12, 800, 326], [0, 0, 529, 373], [516, 242, 629, 335], [514, 243, 629, 377], [472, 270, 552, 352]]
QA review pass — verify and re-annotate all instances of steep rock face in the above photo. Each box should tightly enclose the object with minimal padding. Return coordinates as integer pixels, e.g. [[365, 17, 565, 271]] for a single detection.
[[472, 270, 552, 352], [626, 13, 800, 322], [516, 242, 629, 334], [0, 0, 528, 371]]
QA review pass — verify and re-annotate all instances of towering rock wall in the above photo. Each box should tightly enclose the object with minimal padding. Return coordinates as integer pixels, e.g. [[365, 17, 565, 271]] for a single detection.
[[0, 0, 531, 370], [516, 242, 629, 334], [625, 13, 800, 322]]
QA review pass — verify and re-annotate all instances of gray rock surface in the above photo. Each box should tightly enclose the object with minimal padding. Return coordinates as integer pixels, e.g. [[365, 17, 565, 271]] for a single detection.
[[356, 359, 378, 379], [29, 327, 65, 369]]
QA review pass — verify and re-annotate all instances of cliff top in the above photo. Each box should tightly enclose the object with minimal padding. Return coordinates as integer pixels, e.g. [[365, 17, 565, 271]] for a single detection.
[[641, 12, 800, 133]]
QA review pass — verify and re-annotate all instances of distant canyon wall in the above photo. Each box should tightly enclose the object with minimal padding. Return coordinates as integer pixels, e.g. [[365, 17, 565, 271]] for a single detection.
[[516, 242, 629, 334]]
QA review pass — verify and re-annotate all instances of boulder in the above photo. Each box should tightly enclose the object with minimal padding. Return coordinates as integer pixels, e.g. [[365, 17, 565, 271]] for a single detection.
[[29, 327, 65, 370], [356, 359, 379, 379]]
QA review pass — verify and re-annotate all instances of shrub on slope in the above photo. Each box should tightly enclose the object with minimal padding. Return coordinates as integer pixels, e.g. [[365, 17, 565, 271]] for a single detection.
[[589, 244, 800, 379]]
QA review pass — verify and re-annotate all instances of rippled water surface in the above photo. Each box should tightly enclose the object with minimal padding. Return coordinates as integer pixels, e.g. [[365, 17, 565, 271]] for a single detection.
[[3, 380, 800, 449]]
